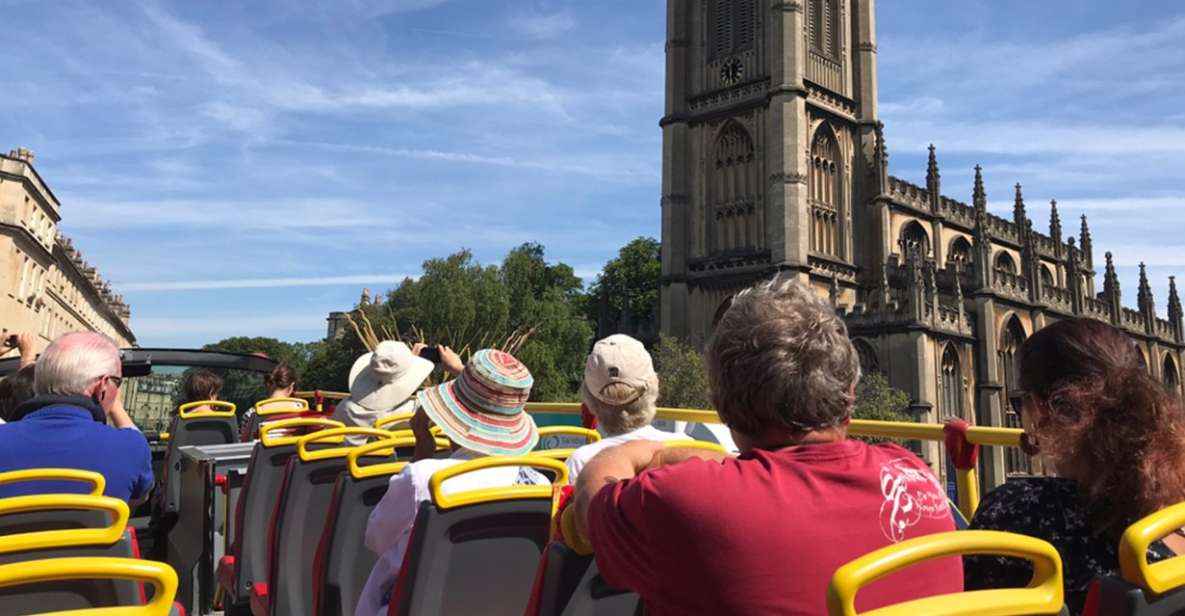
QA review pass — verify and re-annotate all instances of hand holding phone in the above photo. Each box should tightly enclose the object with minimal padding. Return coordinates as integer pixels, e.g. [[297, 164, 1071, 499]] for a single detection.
[[417, 345, 443, 364]]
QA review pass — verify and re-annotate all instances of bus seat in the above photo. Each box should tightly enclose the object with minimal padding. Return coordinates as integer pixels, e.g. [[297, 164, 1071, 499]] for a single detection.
[[389, 456, 568, 616], [312, 436, 416, 616], [253, 427, 396, 616], [531, 542, 641, 616], [218, 417, 342, 615], [241, 397, 313, 441], [827, 530, 1067, 616], [0, 556, 180, 616], [0, 466, 108, 498], [160, 401, 239, 515], [535, 426, 601, 450], [1082, 501, 1185, 616], [0, 493, 150, 612]]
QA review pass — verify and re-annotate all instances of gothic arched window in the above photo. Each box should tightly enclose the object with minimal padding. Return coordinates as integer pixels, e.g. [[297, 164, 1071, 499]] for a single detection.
[[948, 237, 973, 269], [941, 344, 963, 417], [711, 121, 757, 253], [809, 125, 841, 257], [995, 251, 1018, 274], [853, 339, 879, 375], [1040, 265, 1055, 288], [999, 317, 1030, 475], [1165, 355, 1180, 391], [898, 221, 930, 258], [711, 0, 757, 60], [809, 0, 841, 59]]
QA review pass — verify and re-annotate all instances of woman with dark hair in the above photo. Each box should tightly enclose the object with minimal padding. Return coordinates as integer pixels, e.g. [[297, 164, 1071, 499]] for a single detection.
[[0, 365, 36, 424], [238, 363, 299, 440], [965, 318, 1185, 613]]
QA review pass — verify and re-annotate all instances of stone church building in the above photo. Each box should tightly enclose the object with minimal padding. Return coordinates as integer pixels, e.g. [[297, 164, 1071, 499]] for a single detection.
[[657, 0, 1185, 486]]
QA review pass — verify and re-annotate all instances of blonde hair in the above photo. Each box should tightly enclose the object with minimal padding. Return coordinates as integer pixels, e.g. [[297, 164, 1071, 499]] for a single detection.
[[580, 376, 660, 436]]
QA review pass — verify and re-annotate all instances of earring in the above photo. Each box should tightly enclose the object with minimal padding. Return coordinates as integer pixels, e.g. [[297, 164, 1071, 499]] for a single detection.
[[1019, 432, 1041, 457]]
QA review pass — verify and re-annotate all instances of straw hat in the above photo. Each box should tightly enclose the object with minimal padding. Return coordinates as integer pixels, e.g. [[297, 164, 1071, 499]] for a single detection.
[[347, 341, 435, 411], [416, 349, 539, 455]]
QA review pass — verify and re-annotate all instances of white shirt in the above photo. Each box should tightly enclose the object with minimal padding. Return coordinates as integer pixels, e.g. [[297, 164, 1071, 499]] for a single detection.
[[565, 424, 689, 481], [355, 449, 549, 616]]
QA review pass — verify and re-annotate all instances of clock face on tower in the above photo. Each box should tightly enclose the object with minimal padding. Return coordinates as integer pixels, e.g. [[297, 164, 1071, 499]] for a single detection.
[[720, 57, 744, 85]]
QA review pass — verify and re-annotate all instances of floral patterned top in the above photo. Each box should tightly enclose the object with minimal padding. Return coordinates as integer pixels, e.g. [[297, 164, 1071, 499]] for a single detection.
[[965, 477, 1175, 615]]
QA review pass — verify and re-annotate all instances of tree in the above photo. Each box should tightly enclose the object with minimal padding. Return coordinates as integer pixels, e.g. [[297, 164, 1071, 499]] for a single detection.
[[302, 244, 593, 401], [201, 336, 317, 376], [652, 335, 712, 409], [852, 372, 914, 444], [587, 237, 661, 344]]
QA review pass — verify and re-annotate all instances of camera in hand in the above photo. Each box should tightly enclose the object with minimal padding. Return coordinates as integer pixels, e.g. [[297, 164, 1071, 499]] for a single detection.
[[3, 335, 16, 348], [418, 345, 442, 364]]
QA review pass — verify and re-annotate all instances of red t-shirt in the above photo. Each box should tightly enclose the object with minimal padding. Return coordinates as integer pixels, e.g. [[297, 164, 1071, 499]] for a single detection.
[[587, 439, 962, 615]]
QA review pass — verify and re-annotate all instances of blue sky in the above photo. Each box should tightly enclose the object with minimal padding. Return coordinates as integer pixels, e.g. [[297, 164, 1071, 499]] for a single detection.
[[2, 0, 1183, 347]]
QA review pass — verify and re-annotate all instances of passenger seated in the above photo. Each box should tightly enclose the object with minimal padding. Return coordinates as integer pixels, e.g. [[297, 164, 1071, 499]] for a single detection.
[[965, 318, 1185, 614], [565, 334, 685, 480], [178, 369, 223, 415], [238, 363, 299, 441], [570, 277, 961, 614], [0, 332, 152, 503], [356, 349, 546, 616], [333, 341, 461, 445]]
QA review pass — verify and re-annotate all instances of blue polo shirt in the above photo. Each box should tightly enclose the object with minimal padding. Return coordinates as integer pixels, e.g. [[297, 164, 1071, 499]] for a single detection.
[[0, 400, 154, 502]]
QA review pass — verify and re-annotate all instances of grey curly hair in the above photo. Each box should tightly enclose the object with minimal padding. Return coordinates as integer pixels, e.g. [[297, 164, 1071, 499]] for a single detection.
[[705, 277, 861, 437]]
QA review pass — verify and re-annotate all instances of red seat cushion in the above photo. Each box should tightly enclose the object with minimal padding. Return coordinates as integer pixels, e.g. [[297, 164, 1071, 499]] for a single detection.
[[1080, 579, 1101, 616], [217, 556, 237, 595], [249, 582, 270, 616]]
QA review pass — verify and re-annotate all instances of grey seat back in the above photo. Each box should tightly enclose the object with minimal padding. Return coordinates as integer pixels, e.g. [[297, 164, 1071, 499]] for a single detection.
[[161, 410, 239, 514]]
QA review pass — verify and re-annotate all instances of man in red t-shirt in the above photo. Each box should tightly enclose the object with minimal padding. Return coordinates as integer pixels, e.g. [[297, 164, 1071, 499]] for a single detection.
[[572, 278, 962, 615]]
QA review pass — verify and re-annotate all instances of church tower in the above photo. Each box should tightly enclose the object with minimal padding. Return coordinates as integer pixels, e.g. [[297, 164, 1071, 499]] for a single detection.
[[660, 0, 881, 342]]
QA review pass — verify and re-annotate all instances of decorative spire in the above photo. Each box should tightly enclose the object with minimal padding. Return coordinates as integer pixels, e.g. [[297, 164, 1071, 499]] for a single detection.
[[1169, 276, 1183, 342], [925, 145, 941, 212], [1080, 214, 1094, 269], [360, 288, 371, 306], [874, 121, 889, 194], [1013, 183, 1027, 229], [972, 165, 986, 211], [1049, 199, 1062, 245], [1138, 262, 1154, 315], [1104, 252, 1121, 322]]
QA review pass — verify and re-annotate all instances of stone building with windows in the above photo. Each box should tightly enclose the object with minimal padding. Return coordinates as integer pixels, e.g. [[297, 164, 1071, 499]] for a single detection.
[[658, 0, 1184, 487], [0, 147, 135, 352]]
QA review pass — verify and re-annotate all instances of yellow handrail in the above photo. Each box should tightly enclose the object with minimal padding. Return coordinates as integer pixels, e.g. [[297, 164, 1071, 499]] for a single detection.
[[827, 530, 1064, 616], [429, 456, 569, 511], [662, 440, 729, 454], [259, 417, 343, 448], [295, 390, 349, 401], [530, 448, 577, 462], [0, 468, 106, 496], [374, 412, 444, 436], [0, 494, 129, 555], [0, 556, 178, 616], [1119, 500, 1185, 594], [254, 397, 310, 416], [537, 426, 601, 445], [346, 436, 418, 480], [295, 427, 394, 462], [177, 400, 237, 419]]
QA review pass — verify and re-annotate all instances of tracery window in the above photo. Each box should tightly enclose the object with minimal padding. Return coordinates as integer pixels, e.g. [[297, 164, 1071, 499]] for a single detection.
[[711, 121, 758, 253], [948, 237, 972, 269], [1165, 355, 1180, 391], [941, 344, 963, 417], [809, 125, 841, 257], [853, 339, 879, 375], [898, 221, 930, 258], [809, 0, 842, 59], [999, 317, 1031, 476], [1040, 265, 1055, 288], [995, 251, 1018, 274]]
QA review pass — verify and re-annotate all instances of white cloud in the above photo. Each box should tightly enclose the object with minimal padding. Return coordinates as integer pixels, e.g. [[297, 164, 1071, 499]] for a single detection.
[[121, 273, 413, 292], [510, 12, 576, 39], [60, 197, 392, 230]]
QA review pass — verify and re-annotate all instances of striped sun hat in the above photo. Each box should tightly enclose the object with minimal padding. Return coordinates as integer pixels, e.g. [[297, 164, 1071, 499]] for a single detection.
[[416, 349, 539, 455]]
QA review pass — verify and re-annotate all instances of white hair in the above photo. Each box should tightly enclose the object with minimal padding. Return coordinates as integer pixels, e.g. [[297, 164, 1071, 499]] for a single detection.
[[580, 374, 661, 436], [34, 332, 121, 396]]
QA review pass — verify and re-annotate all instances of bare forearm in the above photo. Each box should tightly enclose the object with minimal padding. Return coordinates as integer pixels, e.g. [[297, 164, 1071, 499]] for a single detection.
[[573, 441, 662, 539]]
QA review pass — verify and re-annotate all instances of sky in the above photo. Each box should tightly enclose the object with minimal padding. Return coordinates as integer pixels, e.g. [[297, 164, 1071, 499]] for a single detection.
[[2, 0, 1183, 347]]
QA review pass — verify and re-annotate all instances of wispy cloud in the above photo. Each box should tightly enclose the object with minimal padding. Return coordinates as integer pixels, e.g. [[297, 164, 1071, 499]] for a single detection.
[[510, 11, 576, 39], [60, 197, 394, 230], [121, 273, 413, 292]]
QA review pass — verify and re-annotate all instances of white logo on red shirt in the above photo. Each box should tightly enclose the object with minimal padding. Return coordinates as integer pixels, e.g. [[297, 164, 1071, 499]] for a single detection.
[[879, 457, 949, 543]]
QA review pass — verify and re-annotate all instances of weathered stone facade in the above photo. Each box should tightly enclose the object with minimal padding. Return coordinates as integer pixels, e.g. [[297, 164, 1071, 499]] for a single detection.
[[659, 0, 1184, 487], [0, 148, 135, 352]]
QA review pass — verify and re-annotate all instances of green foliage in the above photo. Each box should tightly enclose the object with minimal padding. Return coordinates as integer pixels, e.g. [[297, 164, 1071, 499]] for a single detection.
[[285, 243, 593, 401], [201, 336, 319, 376], [587, 237, 660, 341], [652, 335, 712, 409], [853, 372, 914, 444]]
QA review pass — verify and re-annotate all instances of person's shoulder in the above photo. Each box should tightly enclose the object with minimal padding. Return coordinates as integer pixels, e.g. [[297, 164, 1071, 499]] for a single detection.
[[984, 477, 1076, 504]]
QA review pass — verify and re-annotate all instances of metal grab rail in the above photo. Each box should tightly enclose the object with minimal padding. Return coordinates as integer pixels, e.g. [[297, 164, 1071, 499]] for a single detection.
[[289, 395, 1024, 516]]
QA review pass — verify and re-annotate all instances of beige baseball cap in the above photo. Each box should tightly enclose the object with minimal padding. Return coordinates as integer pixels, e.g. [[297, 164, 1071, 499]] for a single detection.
[[583, 334, 655, 405]]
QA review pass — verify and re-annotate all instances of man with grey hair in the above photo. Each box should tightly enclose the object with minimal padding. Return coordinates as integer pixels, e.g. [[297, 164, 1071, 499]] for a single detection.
[[572, 277, 960, 614], [565, 334, 685, 479], [0, 332, 152, 503]]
